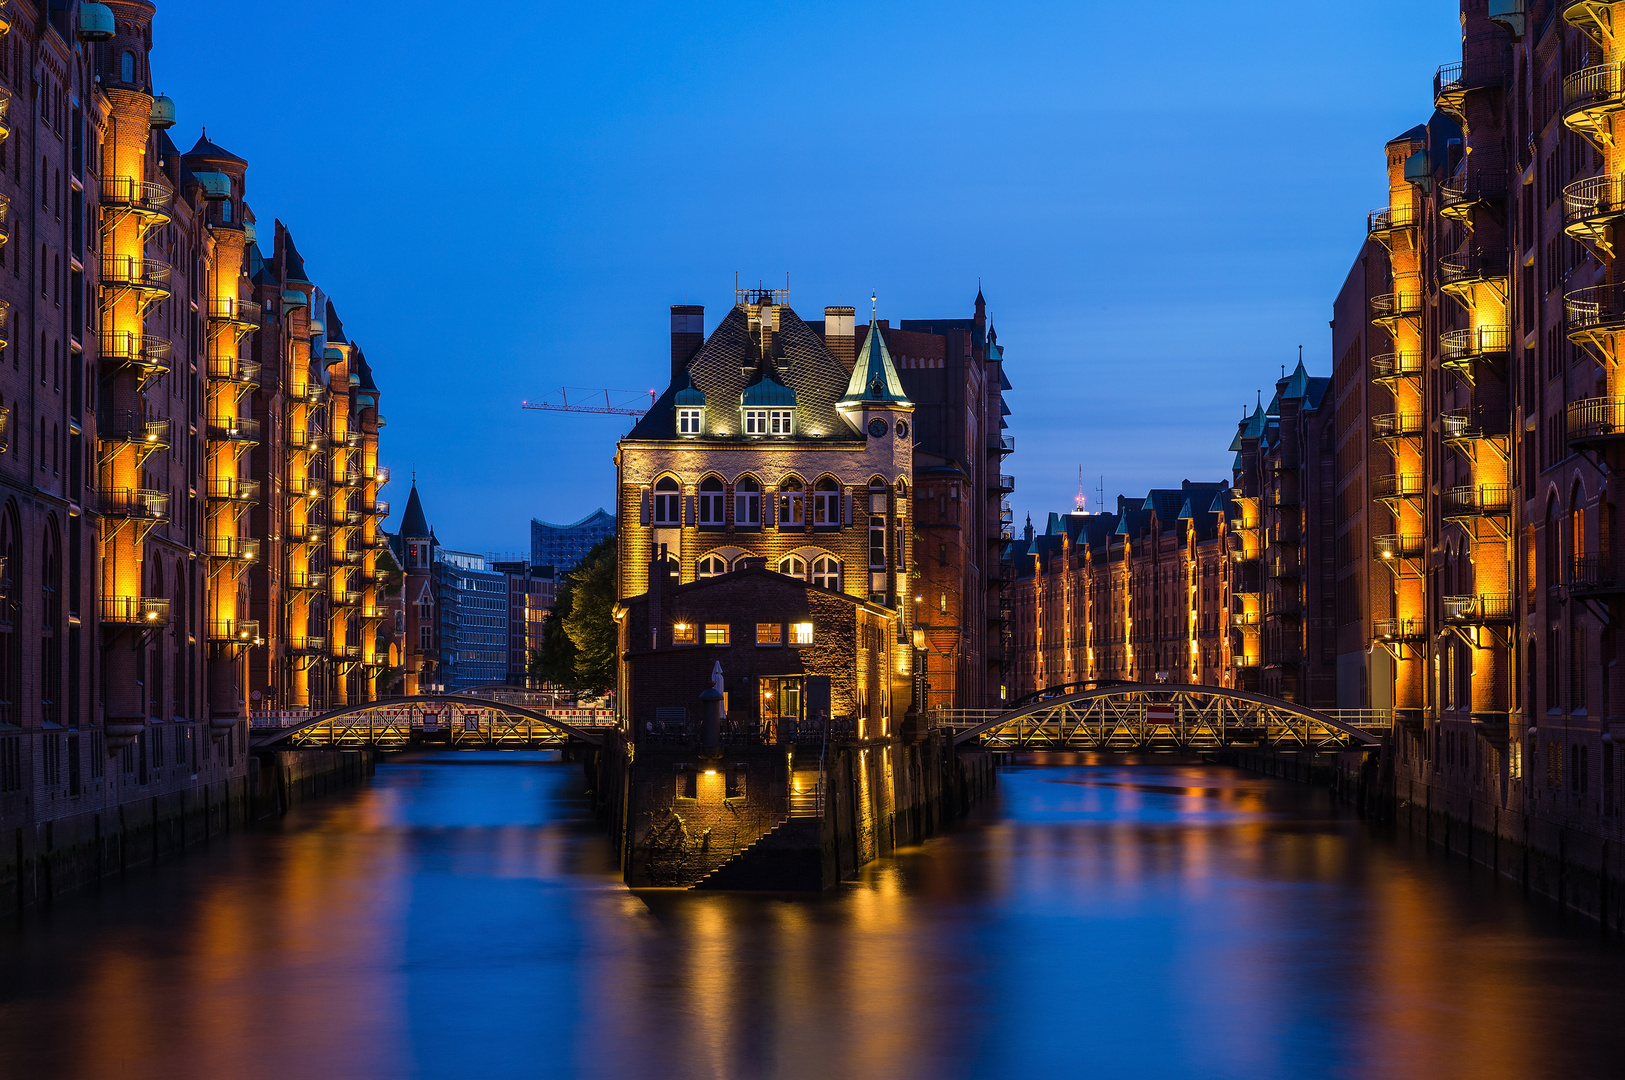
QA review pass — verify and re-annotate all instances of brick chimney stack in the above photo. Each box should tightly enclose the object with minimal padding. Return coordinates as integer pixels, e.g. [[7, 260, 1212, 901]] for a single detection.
[[824, 306, 855, 368], [671, 305, 704, 380]]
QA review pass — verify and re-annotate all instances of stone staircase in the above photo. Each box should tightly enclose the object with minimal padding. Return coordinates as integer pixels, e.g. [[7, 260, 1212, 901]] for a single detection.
[[692, 817, 823, 891]]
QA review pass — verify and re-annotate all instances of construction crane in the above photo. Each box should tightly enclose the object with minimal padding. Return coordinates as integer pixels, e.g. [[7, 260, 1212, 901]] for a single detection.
[[520, 387, 656, 418]]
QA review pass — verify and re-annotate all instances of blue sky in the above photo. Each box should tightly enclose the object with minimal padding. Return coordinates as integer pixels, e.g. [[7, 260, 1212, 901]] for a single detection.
[[150, 0, 1460, 553]]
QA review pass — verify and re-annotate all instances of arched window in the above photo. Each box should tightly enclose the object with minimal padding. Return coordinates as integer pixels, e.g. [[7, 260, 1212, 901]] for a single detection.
[[652, 476, 680, 526], [811, 556, 841, 591], [778, 554, 807, 579], [1571, 488, 1587, 573], [41, 520, 60, 724], [698, 476, 724, 526], [814, 477, 841, 527], [1545, 499, 1561, 587], [120, 51, 135, 84], [696, 554, 728, 579], [778, 478, 804, 527], [735, 476, 760, 527]]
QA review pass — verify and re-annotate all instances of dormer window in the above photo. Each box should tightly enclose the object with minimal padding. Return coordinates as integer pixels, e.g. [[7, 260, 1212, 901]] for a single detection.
[[677, 408, 703, 435]]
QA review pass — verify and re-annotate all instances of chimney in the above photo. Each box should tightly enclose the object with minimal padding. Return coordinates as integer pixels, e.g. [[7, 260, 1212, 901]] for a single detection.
[[825, 306, 855, 368], [670, 305, 704, 380]]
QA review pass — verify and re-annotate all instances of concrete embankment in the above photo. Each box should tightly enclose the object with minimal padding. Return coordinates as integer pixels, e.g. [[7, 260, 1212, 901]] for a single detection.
[[590, 729, 996, 890], [0, 747, 376, 915]]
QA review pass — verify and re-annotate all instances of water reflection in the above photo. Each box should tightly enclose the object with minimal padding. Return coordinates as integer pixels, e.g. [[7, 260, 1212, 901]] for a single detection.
[[0, 754, 1623, 1078]]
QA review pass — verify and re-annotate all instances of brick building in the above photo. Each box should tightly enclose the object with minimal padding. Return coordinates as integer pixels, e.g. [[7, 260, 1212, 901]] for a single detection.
[[0, 0, 391, 904]]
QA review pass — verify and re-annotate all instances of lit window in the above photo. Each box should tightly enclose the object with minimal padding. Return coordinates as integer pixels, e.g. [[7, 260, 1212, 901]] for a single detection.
[[652, 477, 680, 525], [769, 409, 793, 435], [778, 478, 805, 526], [778, 555, 807, 579], [698, 476, 725, 525], [756, 623, 783, 646], [814, 478, 841, 526], [697, 554, 728, 578], [678, 408, 703, 435], [811, 556, 841, 591], [673, 622, 697, 644], [790, 622, 813, 646], [744, 409, 768, 435], [704, 624, 730, 645]]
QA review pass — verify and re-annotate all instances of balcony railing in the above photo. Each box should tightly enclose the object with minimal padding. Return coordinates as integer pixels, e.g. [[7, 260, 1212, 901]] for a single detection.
[[1439, 159, 1509, 218], [1269, 520, 1300, 546], [1370, 351, 1424, 381], [101, 176, 173, 215], [288, 521, 324, 543], [290, 382, 326, 404], [208, 619, 262, 643], [1371, 473, 1426, 501], [1372, 618, 1425, 642], [1563, 174, 1625, 237], [370, 466, 391, 485], [101, 487, 169, 520], [333, 644, 363, 660], [1565, 282, 1625, 335], [1441, 410, 1487, 443], [1441, 484, 1512, 518], [1571, 553, 1624, 595], [1566, 396, 1625, 446], [1231, 611, 1260, 627], [988, 434, 1015, 454], [291, 636, 327, 653], [332, 548, 364, 565], [996, 473, 1015, 493], [101, 254, 172, 294], [205, 477, 260, 503], [207, 354, 261, 386], [100, 412, 170, 450], [1434, 58, 1504, 115], [331, 590, 362, 608], [1367, 205, 1417, 237], [1371, 291, 1423, 320], [1442, 594, 1515, 624], [1373, 534, 1426, 560], [206, 415, 261, 444], [288, 571, 327, 592], [1564, 62, 1625, 143], [1440, 325, 1510, 363], [205, 296, 262, 326], [100, 331, 172, 372], [1439, 251, 1509, 289], [102, 596, 170, 626], [370, 499, 391, 517], [205, 536, 261, 562]]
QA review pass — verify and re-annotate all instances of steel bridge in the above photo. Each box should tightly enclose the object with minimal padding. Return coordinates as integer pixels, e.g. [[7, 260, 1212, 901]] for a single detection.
[[937, 683, 1384, 752], [251, 694, 616, 750]]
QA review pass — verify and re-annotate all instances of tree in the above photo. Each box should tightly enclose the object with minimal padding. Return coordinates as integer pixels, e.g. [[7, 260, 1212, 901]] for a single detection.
[[531, 536, 617, 693], [563, 536, 618, 693]]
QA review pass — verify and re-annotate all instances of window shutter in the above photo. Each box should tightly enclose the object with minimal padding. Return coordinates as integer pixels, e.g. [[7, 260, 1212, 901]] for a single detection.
[[844, 493, 852, 526], [767, 490, 777, 528], [685, 494, 696, 526], [639, 488, 651, 527]]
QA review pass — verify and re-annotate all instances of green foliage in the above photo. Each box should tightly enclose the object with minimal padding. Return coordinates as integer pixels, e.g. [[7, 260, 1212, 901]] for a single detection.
[[531, 536, 617, 693]]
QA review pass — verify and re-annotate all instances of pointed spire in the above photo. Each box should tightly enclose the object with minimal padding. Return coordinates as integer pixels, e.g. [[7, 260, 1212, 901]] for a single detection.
[[840, 301, 911, 410]]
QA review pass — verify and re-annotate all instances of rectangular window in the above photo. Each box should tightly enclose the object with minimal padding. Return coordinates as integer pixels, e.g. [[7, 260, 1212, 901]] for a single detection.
[[769, 409, 792, 435], [704, 623, 730, 646], [744, 409, 767, 435], [653, 486, 680, 525], [790, 622, 813, 646], [677, 408, 702, 435], [757, 623, 783, 646], [673, 622, 696, 644]]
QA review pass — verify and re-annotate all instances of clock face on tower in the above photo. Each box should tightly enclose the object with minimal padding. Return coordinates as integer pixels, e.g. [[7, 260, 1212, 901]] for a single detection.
[[868, 418, 888, 438], [896, 420, 909, 438]]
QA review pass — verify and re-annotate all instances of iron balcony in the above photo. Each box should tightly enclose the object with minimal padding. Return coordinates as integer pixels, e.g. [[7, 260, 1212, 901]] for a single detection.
[[1366, 204, 1417, 244], [1370, 351, 1424, 382], [102, 596, 169, 626], [208, 619, 261, 644], [1373, 534, 1426, 560], [1440, 326, 1510, 371], [1231, 611, 1260, 627], [1570, 553, 1624, 596], [101, 176, 173, 218], [101, 487, 169, 521], [1563, 174, 1625, 250], [205, 536, 261, 563], [996, 474, 1015, 493], [1563, 61, 1625, 146], [288, 522, 324, 543], [206, 415, 260, 445], [101, 331, 172, 376], [1442, 594, 1515, 625], [1373, 618, 1425, 642], [1565, 282, 1625, 338], [1566, 396, 1625, 448], [290, 636, 326, 654], [332, 590, 362, 608], [205, 296, 262, 327], [287, 571, 327, 592], [1439, 251, 1509, 292], [1371, 472, 1426, 501], [101, 255, 171, 296], [1439, 159, 1509, 221], [207, 354, 261, 387], [205, 478, 260, 504], [370, 466, 391, 485], [370, 499, 391, 517], [333, 644, 363, 660], [101, 412, 170, 450], [1441, 484, 1512, 519], [1371, 290, 1422, 326], [1372, 412, 1425, 441], [1434, 58, 1504, 118]]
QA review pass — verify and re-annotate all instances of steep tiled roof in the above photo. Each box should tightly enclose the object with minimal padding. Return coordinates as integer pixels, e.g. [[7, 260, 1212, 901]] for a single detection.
[[280, 223, 311, 285], [400, 483, 431, 539], [842, 316, 911, 406], [185, 131, 247, 164], [326, 300, 348, 345], [627, 304, 860, 443]]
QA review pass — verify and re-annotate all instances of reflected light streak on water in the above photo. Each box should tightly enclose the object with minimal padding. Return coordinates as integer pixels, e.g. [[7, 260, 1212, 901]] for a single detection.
[[1, 751, 1624, 1078]]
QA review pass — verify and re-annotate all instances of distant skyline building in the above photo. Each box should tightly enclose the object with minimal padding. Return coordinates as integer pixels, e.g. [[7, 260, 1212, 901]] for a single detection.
[[531, 509, 616, 574]]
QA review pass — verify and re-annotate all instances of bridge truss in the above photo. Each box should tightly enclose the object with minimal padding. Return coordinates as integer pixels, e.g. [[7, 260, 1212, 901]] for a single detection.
[[941, 683, 1383, 752], [252, 694, 615, 750]]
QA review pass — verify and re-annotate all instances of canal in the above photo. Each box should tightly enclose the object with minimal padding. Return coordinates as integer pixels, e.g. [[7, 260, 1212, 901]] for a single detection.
[[2, 753, 1625, 1079]]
